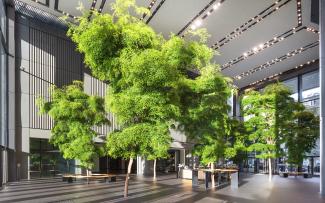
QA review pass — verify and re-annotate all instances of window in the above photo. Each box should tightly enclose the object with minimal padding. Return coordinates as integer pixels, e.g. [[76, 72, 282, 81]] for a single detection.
[[301, 70, 319, 114], [29, 138, 74, 178], [283, 77, 298, 101]]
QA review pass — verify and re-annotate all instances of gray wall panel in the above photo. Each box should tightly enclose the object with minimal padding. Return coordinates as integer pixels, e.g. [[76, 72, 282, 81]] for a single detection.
[[15, 12, 117, 137]]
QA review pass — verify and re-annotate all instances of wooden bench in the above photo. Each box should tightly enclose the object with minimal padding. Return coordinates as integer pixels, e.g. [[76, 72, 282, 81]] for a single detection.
[[62, 174, 117, 183]]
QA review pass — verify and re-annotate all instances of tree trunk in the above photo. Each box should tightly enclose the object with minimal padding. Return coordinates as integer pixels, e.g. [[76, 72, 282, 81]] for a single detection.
[[268, 157, 272, 182], [124, 158, 133, 198], [153, 159, 157, 181], [86, 169, 90, 184], [211, 162, 215, 188]]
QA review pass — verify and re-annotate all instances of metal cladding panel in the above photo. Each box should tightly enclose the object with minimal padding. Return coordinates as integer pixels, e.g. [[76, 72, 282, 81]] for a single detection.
[[28, 26, 82, 130]]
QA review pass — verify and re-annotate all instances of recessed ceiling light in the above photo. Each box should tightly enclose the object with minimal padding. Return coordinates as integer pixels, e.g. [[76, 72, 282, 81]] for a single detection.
[[194, 20, 202, 26], [190, 25, 196, 30]]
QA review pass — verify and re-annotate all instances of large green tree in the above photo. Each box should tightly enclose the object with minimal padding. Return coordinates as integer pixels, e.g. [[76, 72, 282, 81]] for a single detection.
[[37, 81, 109, 174], [242, 83, 295, 181], [242, 83, 320, 180], [67, 0, 223, 197]]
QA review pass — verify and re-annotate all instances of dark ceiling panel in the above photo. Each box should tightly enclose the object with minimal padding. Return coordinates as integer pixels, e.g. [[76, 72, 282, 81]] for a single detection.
[[311, 0, 319, 24]]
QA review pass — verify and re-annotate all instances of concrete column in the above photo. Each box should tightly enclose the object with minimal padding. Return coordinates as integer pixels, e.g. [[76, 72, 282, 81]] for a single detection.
[[136, 156, 144, 175], [320, 0, 325, 195]]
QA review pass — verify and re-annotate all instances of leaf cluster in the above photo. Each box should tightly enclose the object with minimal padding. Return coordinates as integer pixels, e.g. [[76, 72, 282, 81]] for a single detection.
[[37, 81, 109, 169]]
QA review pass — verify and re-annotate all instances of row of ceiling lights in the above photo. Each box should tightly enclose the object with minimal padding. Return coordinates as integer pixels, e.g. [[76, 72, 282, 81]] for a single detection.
[[190, 2, 222, 30], [234, 41, 319, 81], [212, 0, 291, 49], [178, 0, 299, 54], [248, 59, 318, 87], [222, 26, 307, 71]]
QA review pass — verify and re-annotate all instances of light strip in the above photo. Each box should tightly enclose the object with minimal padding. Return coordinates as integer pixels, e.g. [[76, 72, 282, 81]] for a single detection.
[[140, 0, 158, 20], [234, 41, 319, 80], [98, 0, 107, 13], [306, 27, 320, 34], [177, 0, 224, 36], [248, 59, 318, 87], [222, 26, 306, 71], [146, 0, 166, 24], [296, 0, 302, 25], [213, 0, 292, 49]]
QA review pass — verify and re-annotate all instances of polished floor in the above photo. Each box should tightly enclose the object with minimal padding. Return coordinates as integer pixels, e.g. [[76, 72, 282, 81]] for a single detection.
[[0, 173, 324, 203]]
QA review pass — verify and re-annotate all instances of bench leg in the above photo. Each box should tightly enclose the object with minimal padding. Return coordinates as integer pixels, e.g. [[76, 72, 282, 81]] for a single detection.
[[68, 177, 73, 183], [110, 177, 116, 182]]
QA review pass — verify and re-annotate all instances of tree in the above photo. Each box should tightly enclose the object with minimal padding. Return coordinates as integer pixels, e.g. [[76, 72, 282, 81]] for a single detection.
[[242, 90, 275, 181], [67, 0, 227, 196], [37, 81, 109, 174], [177, 66, 232, 187], [242, 83, 299, 181], [67, 0, 220, 197], [285, 108, 319, 169]]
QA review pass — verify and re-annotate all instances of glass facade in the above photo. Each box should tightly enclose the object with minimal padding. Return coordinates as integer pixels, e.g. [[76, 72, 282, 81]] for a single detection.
[[282, 77, 299, 101], [301, 70, 320, 114], [29, 138, 75, 178], [282, 70, 320, 114]]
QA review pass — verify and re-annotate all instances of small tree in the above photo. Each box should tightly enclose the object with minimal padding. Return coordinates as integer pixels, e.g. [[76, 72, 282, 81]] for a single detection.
[[285, 109, 319, 169], [37, 81, 109, 174]]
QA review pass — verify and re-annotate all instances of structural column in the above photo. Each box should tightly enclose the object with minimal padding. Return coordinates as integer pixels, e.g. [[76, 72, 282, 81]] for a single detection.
[[320, 0, 325, 195]]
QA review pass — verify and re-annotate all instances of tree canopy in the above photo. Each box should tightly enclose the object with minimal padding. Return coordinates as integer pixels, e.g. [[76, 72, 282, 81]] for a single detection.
[[67, 0, 231, 162], [242, 82, 320, 177], [67, 0, 231, 196], [37, 81, 109, 169]]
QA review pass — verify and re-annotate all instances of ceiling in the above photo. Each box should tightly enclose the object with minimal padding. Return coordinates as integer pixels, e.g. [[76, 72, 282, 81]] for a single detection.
[[18, 0, 320, 88]]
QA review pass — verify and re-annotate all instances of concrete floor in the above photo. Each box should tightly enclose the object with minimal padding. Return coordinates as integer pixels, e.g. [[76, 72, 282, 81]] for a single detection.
[[0, 173, 324, 203]]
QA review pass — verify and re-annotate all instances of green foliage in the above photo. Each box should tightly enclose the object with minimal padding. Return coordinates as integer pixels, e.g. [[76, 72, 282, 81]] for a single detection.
[[37, 81, 109, 169], [176, 66, 232, 165], [242, 83, 294, 159], [193, 135, 226, 165], [67, 0, 233, 172], [242, 82, 319, 166], [224, 119, 248, 160], [285, 109, 319, 165], [106, 123, 171, 160], [144, 124, 172, 161]]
